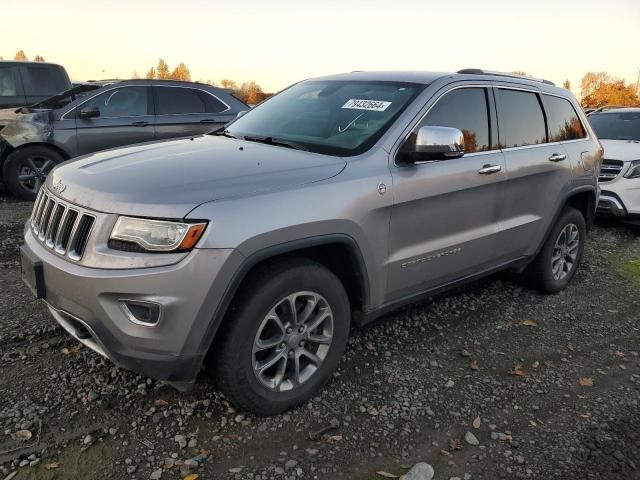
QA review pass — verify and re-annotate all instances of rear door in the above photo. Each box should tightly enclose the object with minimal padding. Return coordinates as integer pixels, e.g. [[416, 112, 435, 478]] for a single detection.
[[386, 85, 506, 300], [73, 86, 155, 155], [153, 86, 228, 140], [0, 65, 26, 108], [493, 86, 575, 262], [19, 64, 70, 104]]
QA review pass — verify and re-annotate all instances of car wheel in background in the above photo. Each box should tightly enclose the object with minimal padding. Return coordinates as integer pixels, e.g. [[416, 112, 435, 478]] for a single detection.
[[522, 207, 586, 293], [211, 259, 351, 415], [3, 146, 64, 200]]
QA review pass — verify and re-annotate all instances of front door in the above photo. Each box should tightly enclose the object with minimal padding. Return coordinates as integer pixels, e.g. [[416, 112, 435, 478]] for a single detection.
[[73, 86, 155, 156], [386, 86, 505, 301]]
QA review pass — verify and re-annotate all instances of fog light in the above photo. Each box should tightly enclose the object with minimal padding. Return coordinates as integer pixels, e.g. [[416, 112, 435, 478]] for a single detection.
[[121, 301, 161, 326]]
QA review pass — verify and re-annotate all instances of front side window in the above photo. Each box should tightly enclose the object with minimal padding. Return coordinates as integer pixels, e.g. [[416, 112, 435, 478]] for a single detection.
[[416, 88, 491, 153], [81, 87, 149, 117], [0, 67, 17, 97], [542, 95, 587, 141], [498, 89, 546, 147], [588, 111, 640, 141], [226, 80, 424, 156]]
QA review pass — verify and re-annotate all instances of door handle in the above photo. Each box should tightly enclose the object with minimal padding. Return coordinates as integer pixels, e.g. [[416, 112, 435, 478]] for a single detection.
[[131, 121, 149, 127], [478, 164, 502, 175], [549, 153, 567, 162]]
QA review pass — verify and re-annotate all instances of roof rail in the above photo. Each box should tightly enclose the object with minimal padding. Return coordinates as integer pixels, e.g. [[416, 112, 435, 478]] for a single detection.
[[587, 105, 632, 115], [457, 68, 556, 86]]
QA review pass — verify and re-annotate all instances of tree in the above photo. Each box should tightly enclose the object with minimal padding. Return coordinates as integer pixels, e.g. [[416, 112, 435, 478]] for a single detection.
[[238, 81, 264, 105], [33, 55, 45, 62], [220, 79, 238, 90], [156, 59, 171, 80], [131, 70, 140, 79], [511, 70, 527, 76], [145, 67, 156, 79], [14, 50, 28, 61], [580, 72, 640, 108], [171, 63, 191, 81], [562, 79, 571, 91]]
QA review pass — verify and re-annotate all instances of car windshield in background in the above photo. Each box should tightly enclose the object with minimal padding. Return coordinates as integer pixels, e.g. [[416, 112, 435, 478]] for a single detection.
[[589, 112, 640, 141], [225, 80, 424, 156], [25, 84, 103, 110]]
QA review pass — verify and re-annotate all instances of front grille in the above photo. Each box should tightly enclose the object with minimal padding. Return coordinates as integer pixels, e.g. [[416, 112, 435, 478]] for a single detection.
[[30, 189, 95, 261], [599, 159, 624, 183]]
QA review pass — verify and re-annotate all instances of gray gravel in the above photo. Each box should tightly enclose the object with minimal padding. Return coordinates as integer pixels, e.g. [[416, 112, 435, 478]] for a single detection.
[[0, 190, 639, 480]]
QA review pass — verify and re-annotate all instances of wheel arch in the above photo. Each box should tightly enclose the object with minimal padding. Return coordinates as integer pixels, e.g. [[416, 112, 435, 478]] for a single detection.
[[200, 234, 370, 360], [1, 142, 70, 178]]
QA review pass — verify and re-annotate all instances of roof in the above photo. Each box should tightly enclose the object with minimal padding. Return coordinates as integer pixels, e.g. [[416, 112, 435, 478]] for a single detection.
[[82, 78, 226, 90], [0, 60, 64, 68], [589, 107, 640, 114], [307, 69, 562, 93]]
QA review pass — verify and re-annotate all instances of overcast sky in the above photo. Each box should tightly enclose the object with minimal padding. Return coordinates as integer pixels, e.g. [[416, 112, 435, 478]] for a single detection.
[[3, 0, 639, 94]]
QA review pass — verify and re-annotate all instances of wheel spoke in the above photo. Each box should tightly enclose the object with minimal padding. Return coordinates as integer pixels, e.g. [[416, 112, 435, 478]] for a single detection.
[[256, 350, 285, 375], [273, 354, 289, 390], [41, 159, 53, 172], [286, 294, 299, 325], [18, 173, 37, 181], [27, 157, 38, 170], [307, 307, 331, 332], [298, 294, 317, 324], [34, 178, 43, 192], [292, 353, 301, 385], [307, 332, 331, 345], [300, 348, 322, 366]]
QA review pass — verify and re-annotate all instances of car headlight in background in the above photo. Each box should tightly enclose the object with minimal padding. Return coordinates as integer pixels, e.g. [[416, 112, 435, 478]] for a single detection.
[[109, 217, 207, 252], [624, 160, 640, 179]]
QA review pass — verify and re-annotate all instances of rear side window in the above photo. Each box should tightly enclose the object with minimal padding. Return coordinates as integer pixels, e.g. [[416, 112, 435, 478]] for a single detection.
[[0, 67, 17, 97], [542, 95, 586, 141], [81, 87, 149, 117], [498, 89, 546, 147], [198, 90, 228, 113], [23, 66, 68, 96], [156, 87, 207, 115], [418, 88, 491, 153]]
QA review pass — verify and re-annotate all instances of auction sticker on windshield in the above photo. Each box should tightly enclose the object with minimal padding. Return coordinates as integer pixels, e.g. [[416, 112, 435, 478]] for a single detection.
[[342, 99, 392, 111]]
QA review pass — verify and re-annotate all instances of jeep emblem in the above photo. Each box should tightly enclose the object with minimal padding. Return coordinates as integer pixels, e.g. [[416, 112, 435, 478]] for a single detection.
[[53, 178, 67, 193]]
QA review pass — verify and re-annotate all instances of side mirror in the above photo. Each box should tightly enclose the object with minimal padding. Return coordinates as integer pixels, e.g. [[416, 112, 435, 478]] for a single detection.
[[399, 126, 465, 163], [78, 106, 100, 119]]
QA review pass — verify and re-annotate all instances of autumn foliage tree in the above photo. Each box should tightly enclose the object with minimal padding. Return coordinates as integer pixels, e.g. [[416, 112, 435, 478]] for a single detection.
[[143, 59, 191, 81], [14, 50, 28, 61], [580, 72, 640, 108], [33, 55, 45, 62]]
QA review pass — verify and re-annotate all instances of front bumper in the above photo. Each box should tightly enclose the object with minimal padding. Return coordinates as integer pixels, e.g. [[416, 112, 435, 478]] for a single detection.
[[22, 226, 244, 385], [597, 176, 640, 223]]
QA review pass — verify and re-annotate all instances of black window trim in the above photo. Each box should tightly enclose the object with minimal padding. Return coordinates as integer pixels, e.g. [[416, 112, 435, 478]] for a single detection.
[[393, 83, 500, 166], [61, 85, 154, 120], [494, 85, 590, 151], [152, 85, 231, 116]]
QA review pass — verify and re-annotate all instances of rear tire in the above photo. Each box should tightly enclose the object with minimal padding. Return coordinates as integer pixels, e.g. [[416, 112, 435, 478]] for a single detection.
[[523, 207, 586, 293], [3, 146, 64, 200], [211, 259, 350, 415]]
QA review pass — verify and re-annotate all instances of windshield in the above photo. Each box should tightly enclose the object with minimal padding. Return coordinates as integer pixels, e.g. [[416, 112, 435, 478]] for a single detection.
[[26, 84, 103, 110], [589, 111, 640, 141], [225, 80, 424, 156]]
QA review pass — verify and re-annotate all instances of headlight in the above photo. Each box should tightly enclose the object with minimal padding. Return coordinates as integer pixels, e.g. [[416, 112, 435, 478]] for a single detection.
[[109, 217, 207, 252], [624, 160, 640, 179]]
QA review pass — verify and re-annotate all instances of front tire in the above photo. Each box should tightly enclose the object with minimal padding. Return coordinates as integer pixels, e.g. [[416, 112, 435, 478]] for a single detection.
[[212, 259, 351, 415], [3, 146, 64, 200], [523, 207, 586, 293]]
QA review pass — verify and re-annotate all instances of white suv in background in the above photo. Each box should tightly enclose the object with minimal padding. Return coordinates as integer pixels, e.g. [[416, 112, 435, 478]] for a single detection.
[[589, 107, 640, 225]]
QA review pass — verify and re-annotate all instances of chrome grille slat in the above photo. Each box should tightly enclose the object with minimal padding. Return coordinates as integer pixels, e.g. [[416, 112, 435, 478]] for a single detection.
[[599, 159, 624, 183], [29, 188, 95, 262]]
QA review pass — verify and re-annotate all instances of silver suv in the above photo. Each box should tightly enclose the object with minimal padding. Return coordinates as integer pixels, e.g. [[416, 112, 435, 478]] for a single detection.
[[21, 69, 601, 415]]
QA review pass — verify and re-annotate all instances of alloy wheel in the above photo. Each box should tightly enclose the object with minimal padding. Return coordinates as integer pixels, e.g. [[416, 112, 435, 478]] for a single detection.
[[252, 291, 334, 392], [17, 155, 55, 194], [551, 223, 580, 281]]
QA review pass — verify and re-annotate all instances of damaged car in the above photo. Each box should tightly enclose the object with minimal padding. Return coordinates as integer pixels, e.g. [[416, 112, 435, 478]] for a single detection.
[[0, 79, 248, 200]]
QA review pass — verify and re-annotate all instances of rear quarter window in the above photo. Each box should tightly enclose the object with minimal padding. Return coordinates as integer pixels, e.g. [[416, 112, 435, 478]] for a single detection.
[[542, 95, 587, 141], [497, 89, 547, 148], [0, 67, 17, 97]]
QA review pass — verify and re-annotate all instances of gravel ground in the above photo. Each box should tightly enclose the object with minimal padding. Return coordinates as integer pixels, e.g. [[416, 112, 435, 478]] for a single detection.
[[1, 190, 639, 480]]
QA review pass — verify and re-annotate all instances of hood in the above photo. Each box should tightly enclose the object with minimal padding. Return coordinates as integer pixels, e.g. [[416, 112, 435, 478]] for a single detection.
[[48, 135, 346, 218], [0, 108, 21, 127], [600, 139, 640, 162]]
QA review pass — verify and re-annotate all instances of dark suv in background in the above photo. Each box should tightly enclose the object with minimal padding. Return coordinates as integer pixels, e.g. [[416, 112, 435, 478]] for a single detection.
[[0, 79, 248, 199], [0, 61, 71, 109]]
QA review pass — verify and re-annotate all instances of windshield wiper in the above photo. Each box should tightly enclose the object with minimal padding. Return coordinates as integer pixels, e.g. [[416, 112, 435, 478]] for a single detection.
[[242, 135, 308, 151], [213, 128, 237, 139]]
